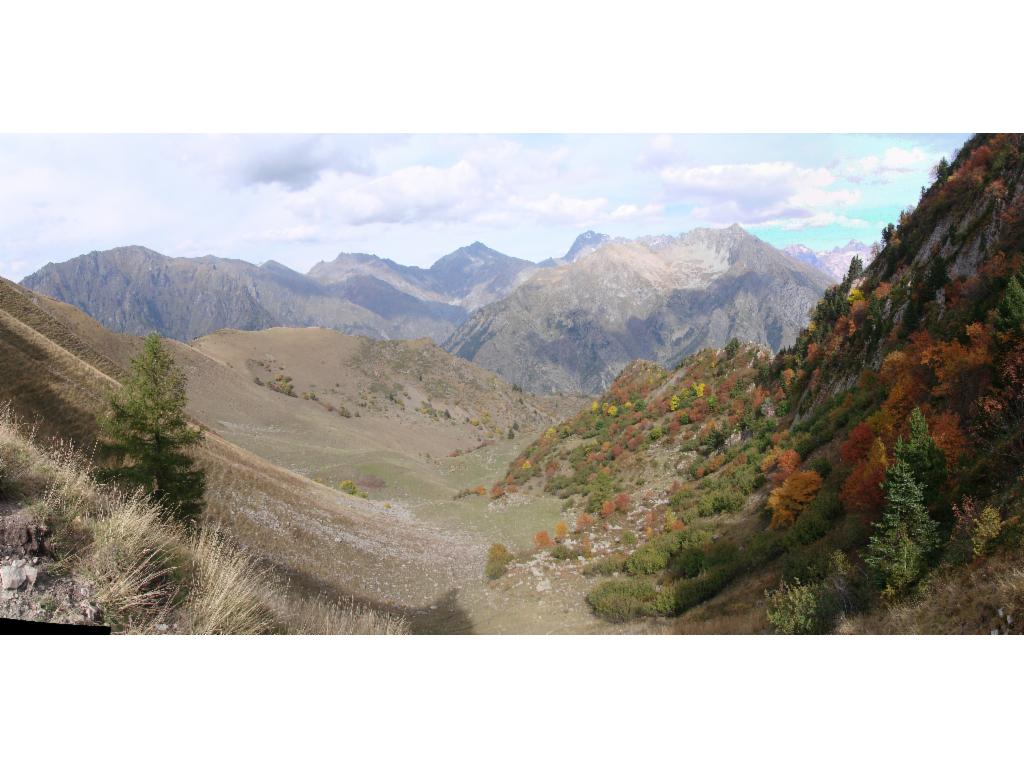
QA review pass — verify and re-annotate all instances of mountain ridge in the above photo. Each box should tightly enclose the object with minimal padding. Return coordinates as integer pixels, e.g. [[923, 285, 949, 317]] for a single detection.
[[445, 225, 832, 394]]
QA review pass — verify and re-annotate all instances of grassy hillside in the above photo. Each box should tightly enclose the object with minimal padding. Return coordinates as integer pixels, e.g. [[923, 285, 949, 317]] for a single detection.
[[0, 404, 407, 634], [0, 277, 593, 632], [492, 133, 1024, 633]]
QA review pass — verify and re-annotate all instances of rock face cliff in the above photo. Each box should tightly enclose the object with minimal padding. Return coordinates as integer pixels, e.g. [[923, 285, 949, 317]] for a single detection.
[[444, 226, 832, 394]]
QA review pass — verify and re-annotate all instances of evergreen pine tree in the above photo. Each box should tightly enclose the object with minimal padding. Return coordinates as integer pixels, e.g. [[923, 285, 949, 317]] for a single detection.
[[846, 255, 864, 283], [995, 273, 1024, 334], [98, 333, 205, 524], [864, 459, 939, 595], [894, 407, 947, 503]]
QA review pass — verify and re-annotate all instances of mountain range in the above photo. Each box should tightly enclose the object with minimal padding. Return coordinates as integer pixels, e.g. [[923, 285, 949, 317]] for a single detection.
[[21, 225, 833, 394], [783, 240, 874, 280], [445, 226, 832, 393]]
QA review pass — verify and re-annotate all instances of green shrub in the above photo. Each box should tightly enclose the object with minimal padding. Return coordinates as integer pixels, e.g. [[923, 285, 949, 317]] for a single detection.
[[583, 553, 626, 576], [620, 530, 637, 546], [696, 488, 744, 517], [484, 543, 514, 580], [586, 578, 669, 622], [669, 546, 704, 579], [810, 456, 832, 479], [339, 479, 367, 498], [625, 530, 687, 575], [766, 580, 824, 634], [673, 568, 734, 612], [972, 506, 1003, 557], [550, 544, 576, 561]]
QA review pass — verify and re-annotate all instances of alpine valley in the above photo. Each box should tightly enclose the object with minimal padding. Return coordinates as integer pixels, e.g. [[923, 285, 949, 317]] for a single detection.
[[4, 134, 1024, 636]]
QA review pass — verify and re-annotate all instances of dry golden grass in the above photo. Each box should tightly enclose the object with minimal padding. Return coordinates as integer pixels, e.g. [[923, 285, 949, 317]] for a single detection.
[[0, 403, 407, 635], [268, 592, 410, 635], [837, 551, 1024, 635], [183, 526, 275, 635]]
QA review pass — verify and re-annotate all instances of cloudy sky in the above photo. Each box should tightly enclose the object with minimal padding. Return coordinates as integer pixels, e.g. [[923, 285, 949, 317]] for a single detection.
[[0, 133, 969, 279]]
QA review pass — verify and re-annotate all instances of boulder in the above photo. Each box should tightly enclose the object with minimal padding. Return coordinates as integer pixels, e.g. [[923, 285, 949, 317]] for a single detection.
[[0, 515, 48, 556]]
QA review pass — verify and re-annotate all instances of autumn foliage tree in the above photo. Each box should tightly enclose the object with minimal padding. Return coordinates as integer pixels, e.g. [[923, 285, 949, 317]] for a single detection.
[[840, 438, 888, 520], [534, 530, 552, 549], [840, 423, 875, 465], [976, 339, 1024, 467], [768, 470, 823, 529], [553, 521, 568, 541], [769, 449, 801, 487]]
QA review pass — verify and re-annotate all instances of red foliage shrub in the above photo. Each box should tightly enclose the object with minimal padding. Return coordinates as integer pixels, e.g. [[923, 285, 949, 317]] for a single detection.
[[841, 423, 875, 465], [840, 438, 888, 521]]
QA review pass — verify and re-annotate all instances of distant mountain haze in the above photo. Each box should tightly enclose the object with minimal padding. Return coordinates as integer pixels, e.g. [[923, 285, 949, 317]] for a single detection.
[[22, 241, 539, 343], [22, 226, 835, 394], [444, 225, 833, 394], [783, 240, 874, 281]]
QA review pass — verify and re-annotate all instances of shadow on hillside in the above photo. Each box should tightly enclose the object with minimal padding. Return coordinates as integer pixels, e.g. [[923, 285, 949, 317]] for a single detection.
[[403, 589, 474, 635], [265, 558, 475, 635]]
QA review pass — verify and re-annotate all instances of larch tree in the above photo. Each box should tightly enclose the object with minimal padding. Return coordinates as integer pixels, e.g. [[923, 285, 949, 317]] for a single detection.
[[98, 333, 206, 524]]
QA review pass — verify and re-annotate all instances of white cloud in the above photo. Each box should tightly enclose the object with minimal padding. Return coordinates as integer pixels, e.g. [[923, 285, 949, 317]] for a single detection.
[[755, 212, 873, 231], [662, 160, 859, 225], [507, 193, 609, 224], [840, 146, 937, 183], [609, 203, 663, 220]]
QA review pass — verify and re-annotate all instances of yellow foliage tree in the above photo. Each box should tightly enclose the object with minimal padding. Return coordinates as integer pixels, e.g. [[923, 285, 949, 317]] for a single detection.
[[768, 470, 823, 529], [692, 382, 706, 398], [554, 520, 568, 541]]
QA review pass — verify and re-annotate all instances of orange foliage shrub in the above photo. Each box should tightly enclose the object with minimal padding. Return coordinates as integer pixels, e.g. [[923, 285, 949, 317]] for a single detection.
[[553, 521, 568, 541], [575, 512, 594, 532], [613, 493, 631, 513], [929, 323, 993, 415], [928, 409, 966, 469], [534, 530, 552, 549], [770, 449, 801, 487], [600, 499, 615, 518], [768, 470, 823, 529]]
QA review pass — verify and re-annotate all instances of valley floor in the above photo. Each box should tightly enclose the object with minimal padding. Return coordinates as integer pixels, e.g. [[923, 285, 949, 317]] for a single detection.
[[210, 414, 611, 633]]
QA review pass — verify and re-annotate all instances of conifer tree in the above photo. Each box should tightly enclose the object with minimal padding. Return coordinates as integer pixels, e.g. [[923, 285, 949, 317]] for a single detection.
[[864, 459, 939, 595], [995, 273, 1024, 334], [846, 254, 864, 283], [894, 407, 946, 503], [98, 333, 205, 524]]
